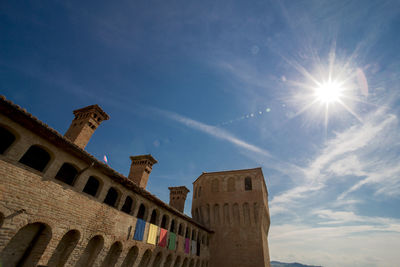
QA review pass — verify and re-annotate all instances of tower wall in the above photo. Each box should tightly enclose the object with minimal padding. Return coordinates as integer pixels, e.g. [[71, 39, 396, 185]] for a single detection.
[[192, 169, 271, 267]]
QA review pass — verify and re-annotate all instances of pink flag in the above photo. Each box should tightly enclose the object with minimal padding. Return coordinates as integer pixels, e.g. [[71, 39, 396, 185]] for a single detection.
[[103, 155, 108, 164]]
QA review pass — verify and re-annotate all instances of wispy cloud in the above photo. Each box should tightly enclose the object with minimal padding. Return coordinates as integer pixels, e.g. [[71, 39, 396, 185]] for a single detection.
[[151, 107, 271, 157]]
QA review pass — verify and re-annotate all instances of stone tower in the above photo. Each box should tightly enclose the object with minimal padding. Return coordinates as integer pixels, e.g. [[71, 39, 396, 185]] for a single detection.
[[191, 168, 271, 267], [168, 186, 190, 212], [64, 105, 109, 149], [128, 154, 157, 189]]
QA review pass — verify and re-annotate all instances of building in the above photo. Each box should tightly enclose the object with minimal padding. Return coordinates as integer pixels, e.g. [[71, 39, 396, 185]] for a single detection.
[[0, 96, 270, 267]]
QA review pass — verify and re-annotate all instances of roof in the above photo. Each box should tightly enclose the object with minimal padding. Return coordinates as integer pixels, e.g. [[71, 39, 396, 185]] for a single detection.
[[0, 95, 212, 233], [73, 104, 110, 120], [130, 154, 158, 165], [168, 186, 190, 193], [192, 167, 263, 184]]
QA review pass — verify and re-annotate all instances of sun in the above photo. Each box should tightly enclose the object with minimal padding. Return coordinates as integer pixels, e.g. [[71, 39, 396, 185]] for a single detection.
[[314, 80, 344, 104]]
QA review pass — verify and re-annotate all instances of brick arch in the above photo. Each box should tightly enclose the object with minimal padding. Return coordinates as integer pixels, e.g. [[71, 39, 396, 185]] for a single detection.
[[181, 257, 189, 267], [151, 251, 163, 267], [54, 162, 80, 186], [138, 249, 152, 267], [173, 256, 182, 267], [47, 229, 80, 266], [121, 195, 134, 214], [160, 214, 169, 229], [75, 235, 104, 267], [149, 208, 159, 224], [103, 186, 121, 208], [137, 202, 148, 221], [163, 254, 173, 267], [0, 222, 52, 266], [82, 175, 103, 198], [121, 245, 139, 267], [101, 241, 123, 267]]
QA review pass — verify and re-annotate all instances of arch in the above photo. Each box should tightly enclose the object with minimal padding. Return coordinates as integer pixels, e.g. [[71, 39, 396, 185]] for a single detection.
[[152, 251, 163, 267], [243, 202, 251, 225], [121, 196, 133, 214], [245, 177, 252, 191], [213, 204, 220, 225], [19, 145, 51, 172], [198, 186, 202, 197], [189, 259, 195, 267], [150, 209, 158, 224], [137, 203, 146, 220], [173, 256, 182, 267], [233, 203, 240, 224], [121, 246, 139, 267], [254, 202, 259, 223], [138, 249, 152, 267], [178, 223, 183, 235], [103, 187, 119, 207], [170, 219, 176, 233], [55, 163, 79, 186], [0, 125, 16, 154], [83, 176, 100, 197], [227, 177, 235, 192], [211, 179, 219, 192], [101, 241, 123, 267], [223, 203, 230, 225], [0, 212, 4, 228], [1, 222, 52, 266], [48, 229, 80, 267], [161, 214, 169, 229], [181, 258, 189, 267], [163, 254, 173, 267], [76, 235, 104, 267]]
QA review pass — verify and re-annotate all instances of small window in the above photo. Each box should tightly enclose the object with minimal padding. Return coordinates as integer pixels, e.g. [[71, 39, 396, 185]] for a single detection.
[[0, 126, 16, 154], [55, 163, 78, 185], [83, 176, 100, 197], [137, 204, 146, 220], [121, 196, 133, 214], [103, 187, 119, 207], [245, 177, 252, 191], [19, 145, 51, 172]]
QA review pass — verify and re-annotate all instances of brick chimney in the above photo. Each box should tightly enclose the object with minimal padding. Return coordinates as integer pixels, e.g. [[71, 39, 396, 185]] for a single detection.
[[168, 186, 190, 212], [128, 155, 157, 189], [64, 105, 109, 149]]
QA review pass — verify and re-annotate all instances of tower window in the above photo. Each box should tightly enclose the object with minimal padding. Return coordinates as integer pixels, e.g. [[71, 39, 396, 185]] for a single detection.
[[0, 126, 16, 154], [245, 177, 252, 191], [19, 145, 51, 172]]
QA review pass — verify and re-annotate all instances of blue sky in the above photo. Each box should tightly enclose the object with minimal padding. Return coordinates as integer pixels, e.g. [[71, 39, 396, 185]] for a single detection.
[[1, 0, 400, 266]]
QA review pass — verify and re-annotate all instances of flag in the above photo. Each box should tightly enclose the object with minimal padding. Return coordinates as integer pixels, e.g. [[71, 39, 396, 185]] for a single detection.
[[103, 155, 108, 164]]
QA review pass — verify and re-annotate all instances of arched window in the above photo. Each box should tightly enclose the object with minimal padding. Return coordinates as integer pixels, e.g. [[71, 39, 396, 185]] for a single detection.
[[211, 179, 219, 192], [55, 163, 78, 185], [245, 177, 252, 191], [0, 126, 16, 154], [170, 219, 175, 233], [121, 196, 133, 214], [227, 177, 235, 192], [19, 145, 51, 172], [161, 215, 169, 229], [48, 230, 80, 266], [103, 187, 119, 207], [173, 256, 182, 267], [164, 254, 173, 267], [150, 209, 158, 224], [152, 252, 163, 267], [83, 176, 100, 197], [138, 249, 152, 267], [137, 204, 146, 220], [178, 223, 183, 235]]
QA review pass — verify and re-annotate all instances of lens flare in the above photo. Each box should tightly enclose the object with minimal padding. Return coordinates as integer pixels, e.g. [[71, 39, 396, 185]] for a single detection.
[[314, 81, 344, 104]]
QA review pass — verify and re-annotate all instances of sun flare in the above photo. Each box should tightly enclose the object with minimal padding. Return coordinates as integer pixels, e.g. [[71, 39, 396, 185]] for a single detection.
[[314, 80, 344, 104]]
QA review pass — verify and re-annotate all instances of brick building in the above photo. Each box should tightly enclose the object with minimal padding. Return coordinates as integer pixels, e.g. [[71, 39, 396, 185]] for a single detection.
[[0, 96, 270, 267]]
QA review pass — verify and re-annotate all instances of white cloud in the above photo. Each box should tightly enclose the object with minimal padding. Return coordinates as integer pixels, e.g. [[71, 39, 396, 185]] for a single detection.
[[152, 107, 271, 157]]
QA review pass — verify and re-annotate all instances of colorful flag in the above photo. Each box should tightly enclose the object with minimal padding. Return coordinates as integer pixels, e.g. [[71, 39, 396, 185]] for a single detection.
[[103, 155, 108, 164]]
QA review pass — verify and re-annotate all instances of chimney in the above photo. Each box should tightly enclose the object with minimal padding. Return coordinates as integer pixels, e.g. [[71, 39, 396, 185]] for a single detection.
[[168, 186, 190, 213], [64, 105, 109, 149], [128, 155, 157, 189]]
